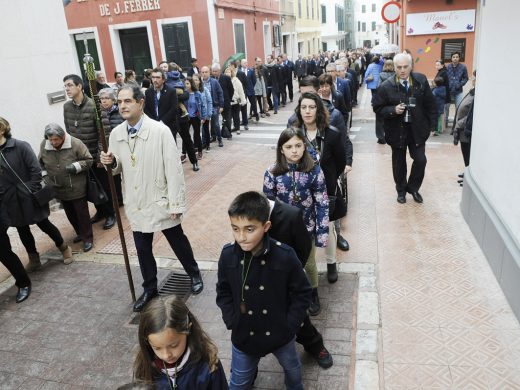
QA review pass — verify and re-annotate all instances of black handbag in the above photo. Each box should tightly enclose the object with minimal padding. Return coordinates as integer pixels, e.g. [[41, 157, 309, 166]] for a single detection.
[[0, 151, 55, 206], [86, 167, 108, 205]]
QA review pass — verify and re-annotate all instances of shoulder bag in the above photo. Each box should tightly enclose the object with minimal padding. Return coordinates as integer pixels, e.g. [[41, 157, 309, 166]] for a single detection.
[[0, 151, 55, 206], [86, 167, 108, 205]]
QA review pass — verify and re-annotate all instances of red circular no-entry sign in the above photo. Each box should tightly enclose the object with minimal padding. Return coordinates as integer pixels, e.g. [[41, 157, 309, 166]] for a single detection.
[[381, 1, 401, 24]]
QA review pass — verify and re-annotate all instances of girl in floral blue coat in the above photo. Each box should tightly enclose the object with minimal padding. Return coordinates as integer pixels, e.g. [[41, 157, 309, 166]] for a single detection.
[[263, 127, 329, 316]]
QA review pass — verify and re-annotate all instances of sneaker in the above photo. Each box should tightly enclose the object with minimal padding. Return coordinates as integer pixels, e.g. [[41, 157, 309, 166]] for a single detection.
[[312, 346, 334, 369], [180, 154, 187, 163]]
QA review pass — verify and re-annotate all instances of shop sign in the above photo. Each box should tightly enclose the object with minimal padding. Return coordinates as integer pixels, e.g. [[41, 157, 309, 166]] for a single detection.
[[406, 9, 475, 36], [95, 0, 161, 17]]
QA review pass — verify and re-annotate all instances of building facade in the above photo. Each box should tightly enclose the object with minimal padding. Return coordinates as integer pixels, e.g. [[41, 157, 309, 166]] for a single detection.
[[1, 0, 75, 151], [320, 0, 347, 52], [63, 0, 280, 83], [353, 0, 386, 48], [399, 0, 478, 78], [294, 0, 321, 56], [280, 0, 298, 60]]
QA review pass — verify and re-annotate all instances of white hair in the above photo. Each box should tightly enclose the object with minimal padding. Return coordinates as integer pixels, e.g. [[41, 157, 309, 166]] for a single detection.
[[336, 64, 346, 72], [393, 52, 412, 66], [211, 63, 221, 71]]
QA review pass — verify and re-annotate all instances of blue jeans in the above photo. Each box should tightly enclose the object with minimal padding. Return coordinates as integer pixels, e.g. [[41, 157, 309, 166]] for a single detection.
[[267, 87, 279, 112], [230, 338, 303, 390], [210, 107, 222, 142]]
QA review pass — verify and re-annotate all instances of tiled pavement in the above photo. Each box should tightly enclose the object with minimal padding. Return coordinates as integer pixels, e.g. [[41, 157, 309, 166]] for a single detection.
[[2, 85, 520, 389]]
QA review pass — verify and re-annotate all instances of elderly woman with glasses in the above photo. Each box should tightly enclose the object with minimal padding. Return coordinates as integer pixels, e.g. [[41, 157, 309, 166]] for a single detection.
[[99, 88, 124, 205], [39, 123, 94, 252]]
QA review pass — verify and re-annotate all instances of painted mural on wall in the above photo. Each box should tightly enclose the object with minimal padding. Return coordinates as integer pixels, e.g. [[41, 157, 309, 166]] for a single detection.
[[414, 36, 440, 64], [406, 10, 475, 36]]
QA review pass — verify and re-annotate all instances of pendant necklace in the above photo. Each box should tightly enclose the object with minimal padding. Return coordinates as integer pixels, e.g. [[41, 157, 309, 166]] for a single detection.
[[240, 252, 253, 314], [128, 136, 137, 167], [291, 169, 300, 203], [163, 360, 178, 390]]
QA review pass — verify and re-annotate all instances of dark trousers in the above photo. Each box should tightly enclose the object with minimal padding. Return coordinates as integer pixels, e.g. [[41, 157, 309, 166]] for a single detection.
[[61, 197, 93, 244], [247, 95, 258, 120], [285, 80, 294, 101], [202, 119, 211, 147], [133, 224, 200, 292], [240, 101, 248, 126], [16, 218, 64, 254], [391, 138, 427, 194], [183, 117, 202, 154], [0, 225, 31, 288], [231, 104, 242, 131], [221, 105, 232, 136], [92, 166, 115, 217], [255, 96, 263, 114], [266, 88, 279, 111], [296, 315, 324, 354], [461, 141, 471, 167], [375, 113, 385, 141], [210, 107, 222, 142], [178, 116, 197, 164]]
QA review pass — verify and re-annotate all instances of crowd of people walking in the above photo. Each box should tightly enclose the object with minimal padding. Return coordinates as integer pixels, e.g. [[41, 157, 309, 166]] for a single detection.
[[0, 46, 475, 389]]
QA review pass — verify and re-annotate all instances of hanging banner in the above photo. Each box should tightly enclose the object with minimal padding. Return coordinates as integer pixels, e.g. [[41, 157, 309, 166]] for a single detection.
[[406, 9, 475, 36]]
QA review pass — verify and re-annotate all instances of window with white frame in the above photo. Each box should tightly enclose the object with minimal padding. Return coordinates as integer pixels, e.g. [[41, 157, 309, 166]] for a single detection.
[[233, 21, 246, 55]]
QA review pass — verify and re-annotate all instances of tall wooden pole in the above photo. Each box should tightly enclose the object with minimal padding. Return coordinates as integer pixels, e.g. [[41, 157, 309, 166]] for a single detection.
[[83, 39, 136, 302]]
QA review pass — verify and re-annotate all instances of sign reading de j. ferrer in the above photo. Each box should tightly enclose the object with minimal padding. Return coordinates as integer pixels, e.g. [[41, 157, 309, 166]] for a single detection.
[[94, 0, 161, 17], [406, 9, 475, 36]]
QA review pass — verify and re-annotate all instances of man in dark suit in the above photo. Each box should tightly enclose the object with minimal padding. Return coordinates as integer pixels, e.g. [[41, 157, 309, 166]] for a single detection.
[[295, 54, 307, 82], [212, 63, 234, 139], [280, 54, 295, 105], [237, 59, 258, 126], [265, 195, 333, 369], [186, 58, 200, 77], [144, 68, 198, 170]]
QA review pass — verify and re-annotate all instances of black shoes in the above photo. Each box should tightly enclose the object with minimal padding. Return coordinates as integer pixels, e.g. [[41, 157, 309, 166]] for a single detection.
[[103, 215, 116, 230], [408, 191, 423, 203], [327, 263, 338, 284], [218, 141, 224, 147], [458, 173, 464, 178], [73, 235, 82, 243], [90, 213, 103, 223], [397, 194, 406, 204], [309, 288, 321, 316], [84, 242, 93, 252], [192, 163, 200, 172], [377, 138, 386, 144], [210, 137, 216, 143], [133, 290, 158, 312], [191, 273, 204, 295], [16, 285, 31, 303], [337, 234, 350, 251], [311, 346, 334, 369]]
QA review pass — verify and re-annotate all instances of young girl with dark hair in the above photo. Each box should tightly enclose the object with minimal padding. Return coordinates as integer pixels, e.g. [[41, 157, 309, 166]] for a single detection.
[[133, 295, 228, 389], [263, 127, 329, 316]]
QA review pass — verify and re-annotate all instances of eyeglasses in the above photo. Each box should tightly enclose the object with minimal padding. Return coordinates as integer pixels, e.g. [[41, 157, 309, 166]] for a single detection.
[[300, 105, 317, 111]]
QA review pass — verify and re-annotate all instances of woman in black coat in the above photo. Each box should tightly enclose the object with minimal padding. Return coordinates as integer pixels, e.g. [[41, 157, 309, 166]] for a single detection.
[[294, 92, 347, 283], [0, 118, 73, 274], [435, 60, 451, 128], [0, 117, 34, 302]]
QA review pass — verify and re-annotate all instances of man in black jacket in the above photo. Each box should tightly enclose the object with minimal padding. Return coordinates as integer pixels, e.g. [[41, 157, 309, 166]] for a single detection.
[[63, 74, 115, 231], [373, 52, 437, 204], [295, 54, 307, 82], [267, 197, 334, 369], [212, 63, 234, 139], [144, 68, 199, 171]]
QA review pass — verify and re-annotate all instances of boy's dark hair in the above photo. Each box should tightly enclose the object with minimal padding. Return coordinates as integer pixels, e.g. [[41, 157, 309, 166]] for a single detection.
[[114, 71, 123, 79], [62, 74, 83, 88], [451, 51, 461, 58], [433, 76, 444, 86], [228, 191, 270, 224], [299, 76, 319, 91]]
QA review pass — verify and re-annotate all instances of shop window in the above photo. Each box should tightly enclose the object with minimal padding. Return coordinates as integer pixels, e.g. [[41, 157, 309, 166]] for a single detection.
[[441, 38, 466, 62]]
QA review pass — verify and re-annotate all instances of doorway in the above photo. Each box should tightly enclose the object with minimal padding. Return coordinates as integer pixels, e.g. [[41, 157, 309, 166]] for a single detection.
[[119, 28, 152, 82], [74, 33, 101, 82], [162, 22, 192, 69]]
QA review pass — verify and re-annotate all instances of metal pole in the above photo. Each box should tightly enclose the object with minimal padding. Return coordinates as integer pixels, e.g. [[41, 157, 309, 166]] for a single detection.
[[83, 41, 136, 303]]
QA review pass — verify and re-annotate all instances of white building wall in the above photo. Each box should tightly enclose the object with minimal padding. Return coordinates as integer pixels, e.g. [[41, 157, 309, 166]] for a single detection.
[[0, 0, 76, 152], [353, 0, 386, 48], [470, 1, 520, 242], [320, 0, 344, 52]]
